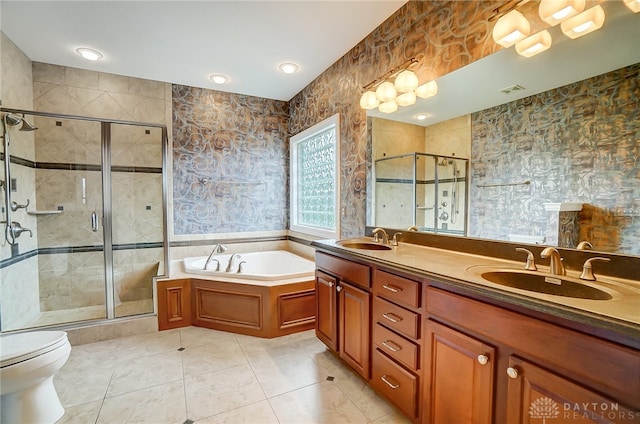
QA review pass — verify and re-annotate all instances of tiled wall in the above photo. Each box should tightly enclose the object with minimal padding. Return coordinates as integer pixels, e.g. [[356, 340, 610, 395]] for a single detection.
[[290, 1, 499, 238], [470, 63, 640, 254], [171, 85, 289, 235], [0, 33, 40, 330]]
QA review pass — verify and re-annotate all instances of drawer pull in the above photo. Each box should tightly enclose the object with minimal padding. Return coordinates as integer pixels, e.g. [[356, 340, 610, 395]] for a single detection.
[[382, 284, 403, 293], [381, 374, 400, 389], [382, 340, 402, 352], [506, 367, 519, 379], [382, 312, 403, 323]]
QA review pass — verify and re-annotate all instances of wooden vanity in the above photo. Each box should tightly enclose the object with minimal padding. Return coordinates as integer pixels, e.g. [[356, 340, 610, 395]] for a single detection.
[[313, 242, 640, 424]]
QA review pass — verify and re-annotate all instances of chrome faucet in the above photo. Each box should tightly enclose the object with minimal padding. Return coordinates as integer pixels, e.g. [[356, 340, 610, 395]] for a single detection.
[[203, 244, 227, 270], [9, 221, 32, 239], [225, 253, 241, 272], [372, 228, 389, 244], [540, 247, 565, 276]]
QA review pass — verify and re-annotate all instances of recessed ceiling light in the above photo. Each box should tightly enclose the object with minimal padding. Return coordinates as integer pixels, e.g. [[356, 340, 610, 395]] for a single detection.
[[209, 74, 229, 85], [279, 62, 299, 74], [76, 48, 103, 61], [415, 113, 430, 121]]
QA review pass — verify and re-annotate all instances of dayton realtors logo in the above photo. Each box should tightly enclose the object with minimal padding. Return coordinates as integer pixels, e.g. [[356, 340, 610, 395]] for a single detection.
[[529, 397, 638, 422]]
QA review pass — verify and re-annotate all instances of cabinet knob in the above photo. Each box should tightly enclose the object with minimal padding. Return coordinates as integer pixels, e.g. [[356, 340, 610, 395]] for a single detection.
[[336, 285, 342, 292], [506, 367, 519, 379], [477, 354, 489, 365], [328, 281, 334, 287]]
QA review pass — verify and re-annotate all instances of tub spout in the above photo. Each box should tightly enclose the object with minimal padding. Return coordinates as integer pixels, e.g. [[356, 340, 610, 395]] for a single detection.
[[225, 253, 241, 272]]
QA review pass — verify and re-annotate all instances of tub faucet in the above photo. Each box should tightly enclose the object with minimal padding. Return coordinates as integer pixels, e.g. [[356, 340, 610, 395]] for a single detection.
[[203, 244, 226, 270], [203, 258, 220, 271], [9, 221, 32, 239], [236, 261, 246, 273], [540, 247, 565, 276], [226, 253, 241, 272], [372, 228, 389, 244]]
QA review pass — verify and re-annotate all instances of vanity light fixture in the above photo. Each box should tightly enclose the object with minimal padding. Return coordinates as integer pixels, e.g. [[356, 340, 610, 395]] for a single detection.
[[561, 5, 605, 39], [378, 100, 398, 114], [359, 91, 380, 110], [492, 10, 530, 48], [396, 91, 417, 107], [394, 70, 419, 93], [209, 74, 229, 84], [516, 30, 552, 58], [415, 80, 438, 99], [279, 62, 299, 74], [539, 0, 585, 26], [76, 48, 103, 61], [375, 81, 397, 102], [623, 0, 640, 13]]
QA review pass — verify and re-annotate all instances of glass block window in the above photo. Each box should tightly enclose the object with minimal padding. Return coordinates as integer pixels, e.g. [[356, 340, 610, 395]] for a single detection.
[[290, 114, 340, 238]]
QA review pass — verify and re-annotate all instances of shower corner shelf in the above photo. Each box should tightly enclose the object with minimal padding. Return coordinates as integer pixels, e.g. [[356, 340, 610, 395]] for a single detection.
[[27, 210, 63, 216]]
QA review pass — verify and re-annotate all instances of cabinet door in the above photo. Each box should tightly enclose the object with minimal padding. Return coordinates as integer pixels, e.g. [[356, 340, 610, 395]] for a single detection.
[[425, 319, 494, 424], [316, 271, 338, 351], [506, 356, 637, 424], [157, 279, 191, 330], [339, 281, 371, 379]]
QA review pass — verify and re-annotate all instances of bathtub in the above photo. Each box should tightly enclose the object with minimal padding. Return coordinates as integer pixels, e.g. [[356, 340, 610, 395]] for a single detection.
[[182, 250, 315, 281], [159, 250, 317, 338]]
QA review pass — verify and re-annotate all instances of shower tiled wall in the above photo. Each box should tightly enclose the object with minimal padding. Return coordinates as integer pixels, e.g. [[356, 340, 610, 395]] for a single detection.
[[171, 84, 289, 235], [470, 63, 640, 254], [0, 32, 40, 330]]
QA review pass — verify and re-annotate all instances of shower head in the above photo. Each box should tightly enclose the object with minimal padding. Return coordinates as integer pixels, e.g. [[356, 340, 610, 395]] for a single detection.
[[3, 113, 38, 131]]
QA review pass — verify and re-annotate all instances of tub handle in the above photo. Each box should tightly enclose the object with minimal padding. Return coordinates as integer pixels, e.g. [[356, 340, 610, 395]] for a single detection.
[[91, 211, 99, 232], [236, 261, 246, 273]]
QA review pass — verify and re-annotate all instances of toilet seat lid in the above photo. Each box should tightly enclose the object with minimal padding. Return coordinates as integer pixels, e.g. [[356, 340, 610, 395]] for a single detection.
[[1, 331, 69, 367]]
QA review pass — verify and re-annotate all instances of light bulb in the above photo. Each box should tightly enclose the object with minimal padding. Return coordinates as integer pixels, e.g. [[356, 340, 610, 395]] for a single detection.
[[376, 81, 397, 102]]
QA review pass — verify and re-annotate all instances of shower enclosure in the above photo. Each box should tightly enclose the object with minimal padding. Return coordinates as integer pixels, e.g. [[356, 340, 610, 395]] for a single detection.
[[373, 152, 469, 235], [0, 109, 169, 332]]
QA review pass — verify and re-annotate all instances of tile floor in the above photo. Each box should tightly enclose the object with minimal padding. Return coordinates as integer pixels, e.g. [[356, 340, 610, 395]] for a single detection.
[[54, 327, 411, 424]]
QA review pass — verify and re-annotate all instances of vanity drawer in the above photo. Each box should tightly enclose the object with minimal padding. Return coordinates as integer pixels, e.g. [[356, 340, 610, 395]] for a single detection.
[[372, 348, 418, 419], [315, 252, 370, 288], [374, 297, 420, 339], [373, 323, 419, 371], [374, 270, 420, 308]]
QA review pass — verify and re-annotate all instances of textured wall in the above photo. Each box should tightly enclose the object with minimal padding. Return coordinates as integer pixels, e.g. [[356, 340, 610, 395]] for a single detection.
[[172, 85, 289, 234], [470, 64, 640, 254], [289, 1, 499, 237]]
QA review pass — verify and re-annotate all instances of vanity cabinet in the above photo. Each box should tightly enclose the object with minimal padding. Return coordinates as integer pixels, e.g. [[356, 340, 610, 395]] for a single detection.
[[425, 286, 640, 424], [371, 269, 424, 421], [315, 252, 371, 379]]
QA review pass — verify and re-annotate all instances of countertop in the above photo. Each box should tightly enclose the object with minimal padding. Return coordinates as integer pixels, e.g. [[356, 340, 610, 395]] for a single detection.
[[312, 238, 640, 347]]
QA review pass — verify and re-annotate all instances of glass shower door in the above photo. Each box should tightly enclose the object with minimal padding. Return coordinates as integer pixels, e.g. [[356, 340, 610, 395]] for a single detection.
[[33, 116, 107, 326], [110, 123, 165, 318]]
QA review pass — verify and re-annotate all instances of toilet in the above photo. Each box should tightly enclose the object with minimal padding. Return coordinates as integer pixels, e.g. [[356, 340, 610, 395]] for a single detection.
[[1, 331, 71, 424]]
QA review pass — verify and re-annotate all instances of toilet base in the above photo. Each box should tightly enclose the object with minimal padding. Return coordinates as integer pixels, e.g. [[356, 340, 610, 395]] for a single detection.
[[1, 376, 65, 424]]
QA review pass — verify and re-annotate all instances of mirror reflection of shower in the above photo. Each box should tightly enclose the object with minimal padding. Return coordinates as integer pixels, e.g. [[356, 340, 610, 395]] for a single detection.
[[2, 113, 38, 249], [438, 157, 460, 225]]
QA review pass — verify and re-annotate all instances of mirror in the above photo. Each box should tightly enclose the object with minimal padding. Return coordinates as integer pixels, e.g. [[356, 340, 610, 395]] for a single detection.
[[367, 1, 640, 256]]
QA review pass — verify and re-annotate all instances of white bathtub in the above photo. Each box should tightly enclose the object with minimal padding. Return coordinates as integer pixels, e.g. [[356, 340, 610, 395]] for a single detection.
[[182, 250, 315, 281]]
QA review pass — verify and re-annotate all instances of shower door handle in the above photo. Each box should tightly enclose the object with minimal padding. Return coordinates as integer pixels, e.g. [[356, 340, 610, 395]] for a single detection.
[[91, 212, 99, 232]]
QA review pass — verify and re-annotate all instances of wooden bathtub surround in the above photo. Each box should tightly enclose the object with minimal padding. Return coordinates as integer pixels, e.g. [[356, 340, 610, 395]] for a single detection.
[[156, 278, 315, 338], [313, 247, 640, 424]]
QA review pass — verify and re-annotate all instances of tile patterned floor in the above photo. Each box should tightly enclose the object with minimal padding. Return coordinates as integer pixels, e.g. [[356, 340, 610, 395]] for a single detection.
[[54, 327, 412, 424]]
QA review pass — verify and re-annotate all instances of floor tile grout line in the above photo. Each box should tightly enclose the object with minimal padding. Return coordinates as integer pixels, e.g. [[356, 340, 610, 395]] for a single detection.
[[179, 328, 190, 423]]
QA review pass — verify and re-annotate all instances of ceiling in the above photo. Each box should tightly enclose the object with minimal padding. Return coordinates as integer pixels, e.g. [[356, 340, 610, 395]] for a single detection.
[[1, 0, 406, 101]]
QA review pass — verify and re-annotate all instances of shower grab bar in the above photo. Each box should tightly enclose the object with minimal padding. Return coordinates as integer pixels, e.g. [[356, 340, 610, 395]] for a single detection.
[[91, 211, 99, 232], [476, 180, 531, 188]]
